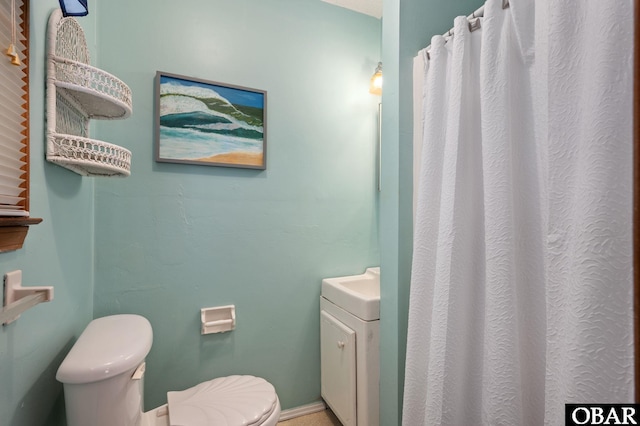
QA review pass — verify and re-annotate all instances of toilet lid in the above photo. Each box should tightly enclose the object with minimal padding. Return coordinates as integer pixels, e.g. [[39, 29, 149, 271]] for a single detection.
[[167, 375, 278, 426]]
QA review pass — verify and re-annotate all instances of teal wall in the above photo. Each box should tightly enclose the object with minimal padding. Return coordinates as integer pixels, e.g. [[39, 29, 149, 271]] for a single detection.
[[91, 0, 381, 412], [379, 0, 485, 423], [0, 2, 97, 425], [0, 0, 494, 424]]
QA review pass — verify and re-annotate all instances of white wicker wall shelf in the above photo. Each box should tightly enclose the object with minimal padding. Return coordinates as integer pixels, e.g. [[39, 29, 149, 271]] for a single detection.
[[46, 9, 132, 177]]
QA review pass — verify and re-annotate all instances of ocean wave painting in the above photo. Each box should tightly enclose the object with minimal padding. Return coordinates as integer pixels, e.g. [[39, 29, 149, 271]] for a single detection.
[[155, 72, 267, 169]]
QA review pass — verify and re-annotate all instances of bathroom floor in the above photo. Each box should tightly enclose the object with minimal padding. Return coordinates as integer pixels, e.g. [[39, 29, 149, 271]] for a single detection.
[[277, 409, 342, 426]]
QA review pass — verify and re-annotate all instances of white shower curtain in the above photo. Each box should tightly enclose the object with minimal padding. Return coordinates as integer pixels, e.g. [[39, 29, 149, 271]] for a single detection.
[[404, 0, 634, 424]]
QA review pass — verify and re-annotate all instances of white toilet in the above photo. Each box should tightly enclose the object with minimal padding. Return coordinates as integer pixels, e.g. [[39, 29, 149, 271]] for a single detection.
[[56, 314, 281, 426]]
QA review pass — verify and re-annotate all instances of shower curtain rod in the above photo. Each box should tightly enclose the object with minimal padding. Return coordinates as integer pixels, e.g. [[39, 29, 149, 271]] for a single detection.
[[425, 0, 510, 59]]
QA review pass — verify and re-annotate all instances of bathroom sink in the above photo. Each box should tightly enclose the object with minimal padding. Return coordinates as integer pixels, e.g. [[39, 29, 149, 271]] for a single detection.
[[321, 267, 380, 321]]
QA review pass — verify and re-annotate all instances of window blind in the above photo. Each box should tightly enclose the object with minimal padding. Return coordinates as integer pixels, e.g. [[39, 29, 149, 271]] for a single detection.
[[0, 0, 29, 217]]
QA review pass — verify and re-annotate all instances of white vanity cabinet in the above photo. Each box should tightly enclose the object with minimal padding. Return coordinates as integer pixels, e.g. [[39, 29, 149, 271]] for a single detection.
[[321, 311, 357, 426], [320, 296, 379, 426]]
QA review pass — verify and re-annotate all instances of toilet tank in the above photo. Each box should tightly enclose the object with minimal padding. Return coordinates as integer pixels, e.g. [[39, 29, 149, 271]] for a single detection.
[[56, 314, 153, 426]]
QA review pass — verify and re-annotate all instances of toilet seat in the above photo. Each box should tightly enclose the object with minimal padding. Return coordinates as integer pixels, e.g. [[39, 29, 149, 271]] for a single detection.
[[167, 375, 279, 426]]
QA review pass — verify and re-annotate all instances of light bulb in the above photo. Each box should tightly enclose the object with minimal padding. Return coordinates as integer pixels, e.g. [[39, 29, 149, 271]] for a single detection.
[[369, 62, 383, 95]]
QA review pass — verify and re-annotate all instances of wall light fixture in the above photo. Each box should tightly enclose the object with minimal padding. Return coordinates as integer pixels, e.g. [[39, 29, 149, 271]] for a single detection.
[[369, 62, 383, 95]]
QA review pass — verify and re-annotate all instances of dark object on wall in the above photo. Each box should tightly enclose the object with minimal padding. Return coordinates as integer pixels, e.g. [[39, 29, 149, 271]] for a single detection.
[[58, 0, 88, 17]]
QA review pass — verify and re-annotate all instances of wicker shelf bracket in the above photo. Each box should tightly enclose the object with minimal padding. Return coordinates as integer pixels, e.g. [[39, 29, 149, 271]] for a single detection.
[[46, 9, 132, 177]]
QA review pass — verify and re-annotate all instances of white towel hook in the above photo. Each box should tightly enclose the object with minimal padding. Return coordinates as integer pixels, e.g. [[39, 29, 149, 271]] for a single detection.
[[1, 270, 53, 325]]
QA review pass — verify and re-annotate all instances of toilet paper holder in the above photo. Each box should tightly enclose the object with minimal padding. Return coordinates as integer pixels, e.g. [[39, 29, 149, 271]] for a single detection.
[[201, 305, 235, 334]]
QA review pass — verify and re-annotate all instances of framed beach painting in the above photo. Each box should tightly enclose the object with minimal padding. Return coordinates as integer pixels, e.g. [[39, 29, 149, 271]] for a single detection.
[[154, 72, 267, 169]]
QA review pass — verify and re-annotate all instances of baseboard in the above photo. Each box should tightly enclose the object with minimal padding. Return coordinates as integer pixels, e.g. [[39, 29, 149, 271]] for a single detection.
[[278, 401, 327, 421]]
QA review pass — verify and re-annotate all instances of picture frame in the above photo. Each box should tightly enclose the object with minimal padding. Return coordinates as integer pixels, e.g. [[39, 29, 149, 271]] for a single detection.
[[154, 71, 267, 170]]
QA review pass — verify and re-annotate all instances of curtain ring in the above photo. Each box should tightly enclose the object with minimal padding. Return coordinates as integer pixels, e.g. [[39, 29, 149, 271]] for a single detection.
[[502, 0, 510, 9], [468, 17, 481, 33]]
